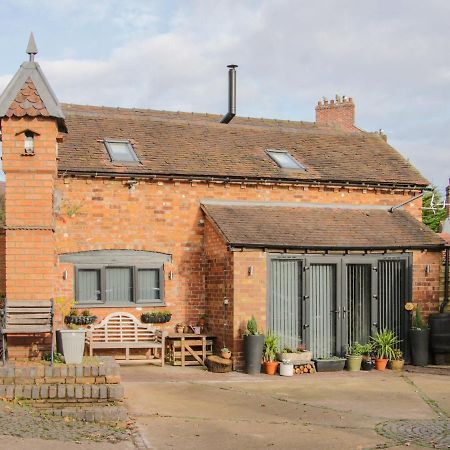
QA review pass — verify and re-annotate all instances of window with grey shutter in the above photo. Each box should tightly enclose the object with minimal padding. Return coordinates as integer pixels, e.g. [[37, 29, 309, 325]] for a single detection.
[[137, 269, 161, 302], [77, 269, 101, 302], [106, 267, 133, 303]]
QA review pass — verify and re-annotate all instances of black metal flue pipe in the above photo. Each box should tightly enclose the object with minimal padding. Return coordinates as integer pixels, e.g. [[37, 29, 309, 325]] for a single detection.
[[220, 64, 237, 124]]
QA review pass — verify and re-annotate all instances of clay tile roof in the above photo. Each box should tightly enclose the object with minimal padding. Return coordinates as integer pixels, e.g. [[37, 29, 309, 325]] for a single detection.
[[201, 202, 445, 249], [58, 103, 429, 187], [6, 78, 49, 118]]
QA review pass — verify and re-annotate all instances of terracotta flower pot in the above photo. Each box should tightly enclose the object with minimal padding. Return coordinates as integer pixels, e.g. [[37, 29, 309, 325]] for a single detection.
[[263, 361, 279, 375], [375, 358, 388, 371]]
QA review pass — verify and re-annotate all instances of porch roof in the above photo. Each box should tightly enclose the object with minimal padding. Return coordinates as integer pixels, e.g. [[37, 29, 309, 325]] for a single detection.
[[201, 201, 445, 250]]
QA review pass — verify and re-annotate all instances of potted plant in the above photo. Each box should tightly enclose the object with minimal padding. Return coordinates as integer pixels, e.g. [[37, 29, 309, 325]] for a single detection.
[[243, 316, 265, 375], [388, 348, 405, 371], [370, 329, 399, 371], [313, 356, 346, 372], [55, 297, 87, 365], [276, 343, 312, 364], [360, 343, 374, 371], [346, 342, 364, 371], [279, 359, 294, 377], [221, 347, 231, 359], [199, 314, 208, 328], [64, 309, 97, 326], [263, 331, 279, 375], [409, 305, 429, 366], [141, 311, 172, 324]]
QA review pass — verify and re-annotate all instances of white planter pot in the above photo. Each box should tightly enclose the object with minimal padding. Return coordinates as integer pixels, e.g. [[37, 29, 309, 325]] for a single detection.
[[279, 362, 294, 376], [59, 329, 86, 364]]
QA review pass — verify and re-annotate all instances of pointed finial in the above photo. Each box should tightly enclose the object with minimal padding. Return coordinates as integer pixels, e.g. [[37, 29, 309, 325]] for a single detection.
[[26, 32, 38, 61]]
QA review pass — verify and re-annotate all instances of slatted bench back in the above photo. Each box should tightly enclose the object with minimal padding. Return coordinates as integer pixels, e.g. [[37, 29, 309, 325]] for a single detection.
[[88, 312, 160, 343], [2, 300, 54, 334]]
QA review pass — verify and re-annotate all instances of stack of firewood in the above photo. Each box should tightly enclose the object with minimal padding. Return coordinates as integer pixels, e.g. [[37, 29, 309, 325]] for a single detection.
[[293, 363, 315, 374]]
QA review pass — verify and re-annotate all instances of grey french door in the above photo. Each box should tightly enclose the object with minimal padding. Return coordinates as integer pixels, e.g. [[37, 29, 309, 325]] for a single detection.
[[268, 254, 410, 359]]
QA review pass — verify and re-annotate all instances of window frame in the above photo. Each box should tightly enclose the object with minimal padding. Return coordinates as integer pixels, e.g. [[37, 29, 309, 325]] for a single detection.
[[266, 149, 306, 170], [104, 139, 140, 164], [75, 264, 165, 307]]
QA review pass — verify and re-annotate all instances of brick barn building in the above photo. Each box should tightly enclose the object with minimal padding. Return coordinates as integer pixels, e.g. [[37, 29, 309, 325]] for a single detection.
[[0, 40, 446, 366]]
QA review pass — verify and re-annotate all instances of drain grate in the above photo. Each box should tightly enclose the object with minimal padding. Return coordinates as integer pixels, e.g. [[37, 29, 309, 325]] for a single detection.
[[376, 419, 450, 449]]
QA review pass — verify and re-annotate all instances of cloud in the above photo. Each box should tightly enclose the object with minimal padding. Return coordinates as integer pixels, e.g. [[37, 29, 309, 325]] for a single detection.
[[0, 0, 448, 190]]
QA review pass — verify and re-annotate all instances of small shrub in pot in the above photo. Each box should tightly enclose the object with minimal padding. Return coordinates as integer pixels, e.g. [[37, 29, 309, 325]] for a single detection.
[[243, 316, 265, 375]]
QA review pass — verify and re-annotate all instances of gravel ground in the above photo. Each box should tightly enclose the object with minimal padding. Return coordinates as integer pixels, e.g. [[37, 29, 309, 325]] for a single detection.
[[0, 399, 133, 445]]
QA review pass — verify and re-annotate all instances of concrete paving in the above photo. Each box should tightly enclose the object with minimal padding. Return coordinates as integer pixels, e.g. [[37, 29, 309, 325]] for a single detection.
[[121, 364, 450, 450]]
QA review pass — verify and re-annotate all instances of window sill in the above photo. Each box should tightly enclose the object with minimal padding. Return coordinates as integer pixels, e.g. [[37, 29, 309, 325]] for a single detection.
[[74, 302, 166, 308]]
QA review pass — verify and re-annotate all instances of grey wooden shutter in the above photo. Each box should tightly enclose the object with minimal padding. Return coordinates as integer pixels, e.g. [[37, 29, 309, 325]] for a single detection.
[[106, 267, 133, 303], [309, 264, 337, 358], [269, 259, 301, 351], [77, 269, 101, 302], [137, 269, 160, 301]]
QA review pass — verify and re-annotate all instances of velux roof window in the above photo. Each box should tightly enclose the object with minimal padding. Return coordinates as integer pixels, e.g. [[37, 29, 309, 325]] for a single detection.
[[104, 140, 139, 163], [266, 149, 305, 170]]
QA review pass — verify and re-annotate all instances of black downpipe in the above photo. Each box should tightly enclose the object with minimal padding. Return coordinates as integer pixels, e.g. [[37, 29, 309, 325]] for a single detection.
[[440, 247, 450, 313], [220, 64, 237, 124]]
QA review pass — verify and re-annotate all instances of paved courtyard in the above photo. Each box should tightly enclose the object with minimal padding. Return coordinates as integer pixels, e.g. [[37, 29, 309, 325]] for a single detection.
[[121, 365, 450, 450]]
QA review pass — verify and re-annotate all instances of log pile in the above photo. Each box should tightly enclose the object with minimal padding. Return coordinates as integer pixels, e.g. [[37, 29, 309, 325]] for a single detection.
[[293, 363, 315, 374], [206, 355, 233, 373]]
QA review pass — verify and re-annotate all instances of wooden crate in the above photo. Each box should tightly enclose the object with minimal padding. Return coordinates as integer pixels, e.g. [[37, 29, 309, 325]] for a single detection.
[[166, 334, 215, 366]]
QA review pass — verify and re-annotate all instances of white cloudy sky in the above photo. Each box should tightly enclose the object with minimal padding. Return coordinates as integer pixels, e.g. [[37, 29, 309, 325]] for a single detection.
[[0, 0, 448, 192]]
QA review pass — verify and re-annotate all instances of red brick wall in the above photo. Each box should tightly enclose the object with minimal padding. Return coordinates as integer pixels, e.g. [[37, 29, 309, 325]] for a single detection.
[[0, 230, 5, 296], [2, 117, 58, 302], [53, 177, 423, 329], [412, 250, 442, 320], [232, 250, 267, 367], [1, 116, 58, 358], [204, 220, 233, 351]]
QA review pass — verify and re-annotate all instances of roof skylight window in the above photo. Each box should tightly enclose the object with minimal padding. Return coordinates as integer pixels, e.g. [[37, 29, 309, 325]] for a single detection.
[[266, 149, 305, 170], [104, 140, 139, 163]]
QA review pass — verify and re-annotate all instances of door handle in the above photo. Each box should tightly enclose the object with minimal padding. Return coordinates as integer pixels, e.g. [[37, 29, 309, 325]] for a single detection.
[[342, 307, 347, 318], [331, 307, 341, 319]]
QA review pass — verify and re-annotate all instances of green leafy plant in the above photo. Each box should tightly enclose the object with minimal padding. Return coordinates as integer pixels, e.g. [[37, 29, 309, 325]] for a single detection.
[[141, 311, 172, 323], [391, 348, 404, 361], [221, 347, 230, 352], [244, 316, 260, 336], [422, 186, 446, 232], [412, 305, 426, 330], [42, 352, 64, 364], [370, 329, 400, 360], [347, 342, 373, 356], [263, 331, 279, 362]]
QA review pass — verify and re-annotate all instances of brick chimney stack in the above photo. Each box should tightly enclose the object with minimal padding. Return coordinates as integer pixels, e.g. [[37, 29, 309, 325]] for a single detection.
[[315, 95, 357, 132]]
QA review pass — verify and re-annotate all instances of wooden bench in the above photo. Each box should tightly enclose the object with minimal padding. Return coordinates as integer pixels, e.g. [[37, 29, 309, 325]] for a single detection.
[[0, 299, 55, 365], [86, 312, 167, 366]]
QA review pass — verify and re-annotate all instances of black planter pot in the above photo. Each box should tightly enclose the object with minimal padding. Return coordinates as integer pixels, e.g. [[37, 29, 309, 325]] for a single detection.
[[409, 328, 430, 366], [64, 315, 97, 326], [361, 357, 373, 371], [141, 314, 172, 324], [244, 334, 265, 374]]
